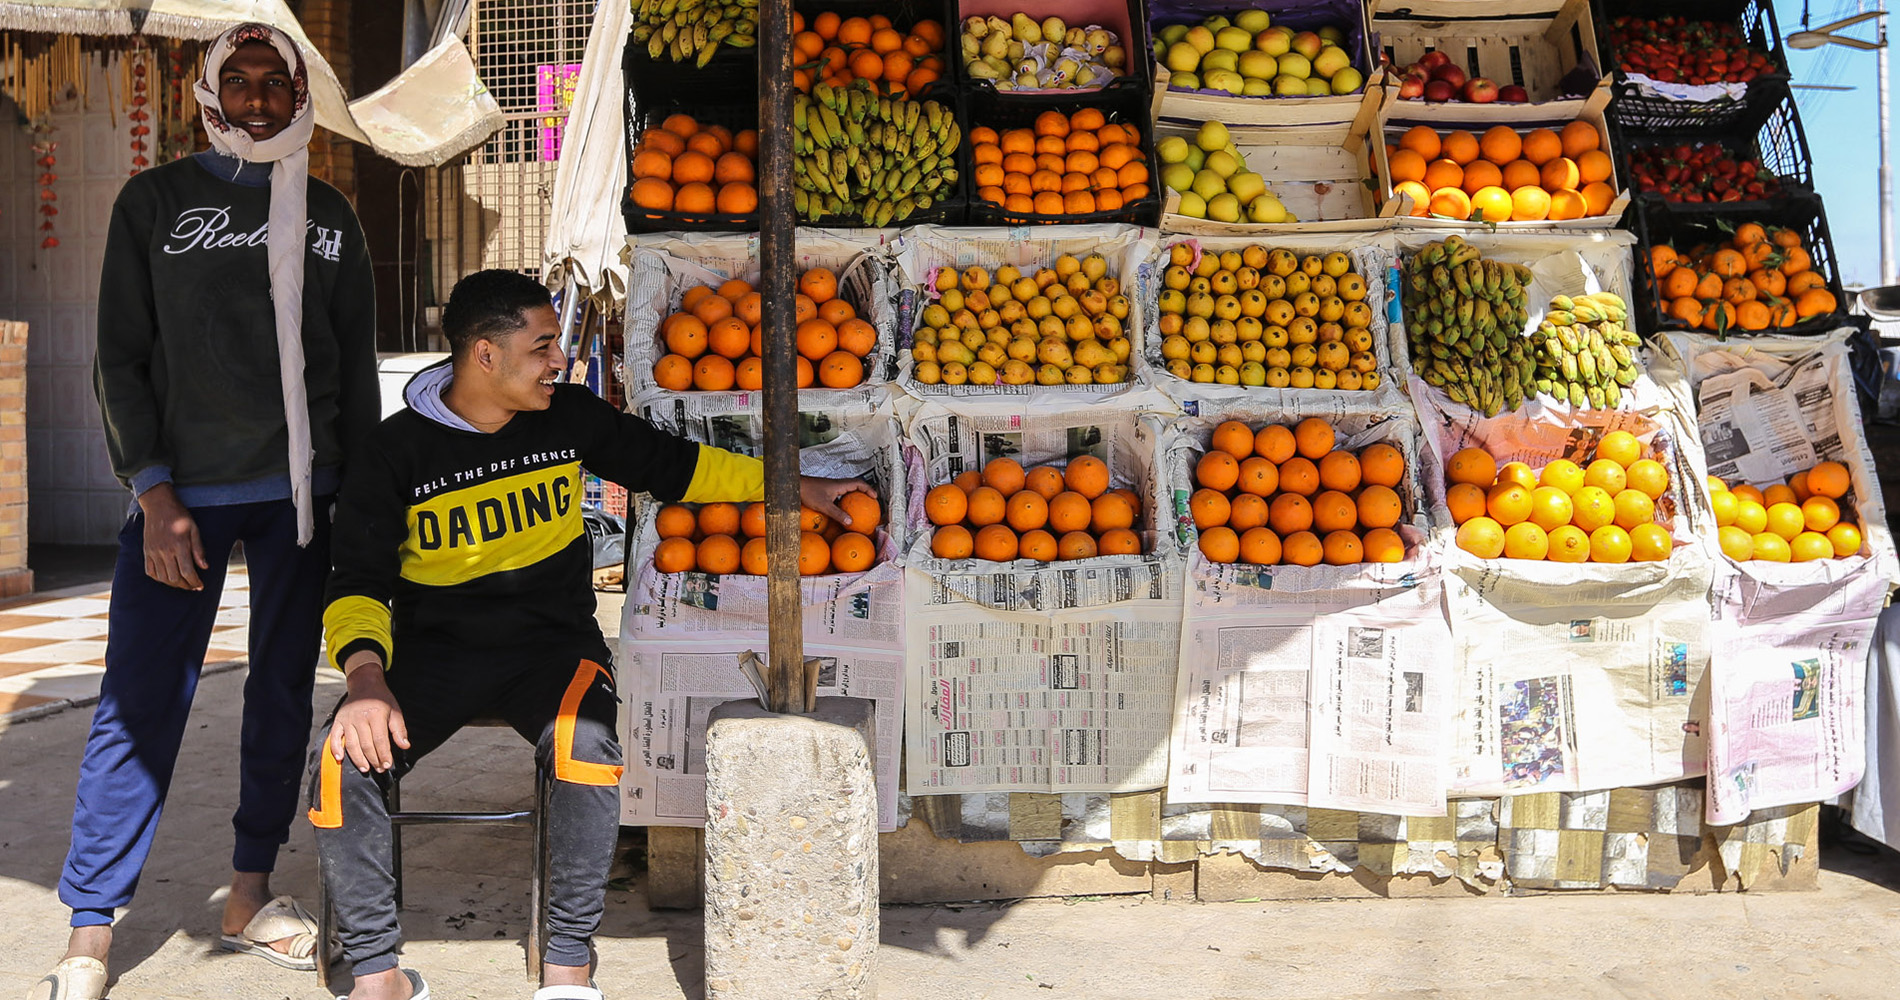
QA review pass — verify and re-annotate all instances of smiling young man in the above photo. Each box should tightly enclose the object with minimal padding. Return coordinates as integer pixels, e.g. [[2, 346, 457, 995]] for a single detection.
[[32, 22, 380, 1000], [310, 269, 866, 1000]]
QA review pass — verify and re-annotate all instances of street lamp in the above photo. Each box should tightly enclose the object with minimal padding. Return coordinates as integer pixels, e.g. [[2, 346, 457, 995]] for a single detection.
[[1789, 9, 1893, 285]]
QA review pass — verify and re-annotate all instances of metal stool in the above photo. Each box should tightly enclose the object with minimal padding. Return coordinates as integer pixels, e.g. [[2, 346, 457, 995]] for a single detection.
[[315, 719, 552, 987]]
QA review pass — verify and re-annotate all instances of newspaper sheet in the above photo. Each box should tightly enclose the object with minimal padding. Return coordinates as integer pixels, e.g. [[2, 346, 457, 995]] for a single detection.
[[903, 569, 1181, 794]]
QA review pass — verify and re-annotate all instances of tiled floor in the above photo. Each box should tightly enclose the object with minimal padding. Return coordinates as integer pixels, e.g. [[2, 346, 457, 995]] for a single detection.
[[0, 562, 251, 722]]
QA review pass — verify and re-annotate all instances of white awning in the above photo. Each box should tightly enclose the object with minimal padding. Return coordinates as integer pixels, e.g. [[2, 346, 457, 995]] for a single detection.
[[540, 0, 630, 303]]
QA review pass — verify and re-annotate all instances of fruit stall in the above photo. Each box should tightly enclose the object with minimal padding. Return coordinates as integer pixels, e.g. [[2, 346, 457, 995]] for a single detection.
[[564, 0, 1898, 901]]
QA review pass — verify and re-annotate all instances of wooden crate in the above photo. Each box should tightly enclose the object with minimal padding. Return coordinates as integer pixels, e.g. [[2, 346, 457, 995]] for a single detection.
[[1372, 85, 1631, 230], [1369, 0, 1608, 124], [1156, 85, 1397, 235], [1148, 0, 1376, 128]]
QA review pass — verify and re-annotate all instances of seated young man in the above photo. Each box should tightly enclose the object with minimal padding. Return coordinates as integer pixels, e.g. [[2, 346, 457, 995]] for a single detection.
[[308, 269, 867, 1000]]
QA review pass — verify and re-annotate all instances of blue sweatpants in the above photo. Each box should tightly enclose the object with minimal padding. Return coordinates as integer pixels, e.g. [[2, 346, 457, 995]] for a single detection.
[[59, 497, 332, 928]]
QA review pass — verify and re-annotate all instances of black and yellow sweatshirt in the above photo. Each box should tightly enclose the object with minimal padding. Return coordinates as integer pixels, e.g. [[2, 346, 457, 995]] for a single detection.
[[322, 361, 763, 670]]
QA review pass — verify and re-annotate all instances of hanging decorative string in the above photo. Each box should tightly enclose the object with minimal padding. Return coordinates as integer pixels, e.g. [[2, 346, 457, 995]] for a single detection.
[[127, 43, 149, 174], [31, 124, 57, 250]]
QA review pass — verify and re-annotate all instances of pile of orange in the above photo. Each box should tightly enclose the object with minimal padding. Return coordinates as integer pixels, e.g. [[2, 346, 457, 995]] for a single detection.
[[630, 113, 759, 216], [971, 109, 1150, 217], [651, 491, 884, 577], [651, 267, 876, 392], [1192, 418, 1408, 567], [792, 11, 945, 96], [1384, 121, 1617, 223], [924, 456, 1144, 562], [1648, 222, 1839, 333], [1709, 461, 1863, 562], [1447, 430, 1674, 563]]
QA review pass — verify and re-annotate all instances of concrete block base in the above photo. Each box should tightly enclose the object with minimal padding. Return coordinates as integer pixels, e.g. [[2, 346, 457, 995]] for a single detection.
[[703, 697, 878, 999]]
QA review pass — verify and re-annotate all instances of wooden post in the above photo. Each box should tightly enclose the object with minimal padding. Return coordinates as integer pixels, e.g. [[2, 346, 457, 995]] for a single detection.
[[757, 0, 802, 714]]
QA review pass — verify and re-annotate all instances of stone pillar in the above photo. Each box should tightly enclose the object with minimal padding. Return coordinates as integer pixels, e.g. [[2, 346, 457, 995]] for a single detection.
[[703, 698, 878, 999], [0, 322, 31, 597]]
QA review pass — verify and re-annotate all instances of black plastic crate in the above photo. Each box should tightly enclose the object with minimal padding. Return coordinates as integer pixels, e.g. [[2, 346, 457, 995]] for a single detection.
[[624, 14, 761, 109], [1629, 193, 1847, 338], [798, 84, 969, 228], [622, 95, 760, 234], [1611, 91, 1812, 211], [790, 0, 956, 90], [963, 85, 1161, 227], [956, 0, 1153, 102], [1597, 0, 1791, 131]]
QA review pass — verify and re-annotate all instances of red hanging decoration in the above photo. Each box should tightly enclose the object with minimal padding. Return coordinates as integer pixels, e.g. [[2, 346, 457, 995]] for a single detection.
[[30, 125, 58, 250], [128, 46, 150, 174]]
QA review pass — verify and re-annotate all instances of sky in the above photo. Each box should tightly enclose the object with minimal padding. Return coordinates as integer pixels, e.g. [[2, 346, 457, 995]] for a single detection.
[[1773, 0, 1894, 287]]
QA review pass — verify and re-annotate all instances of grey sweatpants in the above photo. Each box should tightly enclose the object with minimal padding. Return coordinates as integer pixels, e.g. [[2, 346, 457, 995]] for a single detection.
[[307, 648, 623, 976]]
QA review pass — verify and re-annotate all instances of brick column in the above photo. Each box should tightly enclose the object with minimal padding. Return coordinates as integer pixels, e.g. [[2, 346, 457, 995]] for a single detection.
[[300, 0, 357, 199], [0, 322, 32, 597]]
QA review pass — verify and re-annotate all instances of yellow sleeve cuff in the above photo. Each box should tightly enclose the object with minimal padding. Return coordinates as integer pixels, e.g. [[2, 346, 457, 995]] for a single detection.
[[681, 444, 766, 503], [323, 594, 394, 672]]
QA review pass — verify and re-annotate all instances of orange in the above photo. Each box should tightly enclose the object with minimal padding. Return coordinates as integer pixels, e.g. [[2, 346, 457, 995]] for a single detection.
[[1398, 125, 1442, 161], [1456, 516, 1506, 558], [1005, 490, 1048, 532], [1789, 470, 1813, 502], [665, 314, 709, 358], [1497, 462, 1539, 491], [1560, 120, 1600, 157], [923, 483, 969, 526], [1612, 489, 1655, 530], [1765, 502, 1805, 541], [1502, 521, 1549, 560], [1312, 491, 1357, 533], [1239, 526, 1283, 565], [799, 505, 832, 534], [656, 504, 698, 539], [1790, 531, 1834, 563], [830, 531, 875, 572], [1808, 461, 1851, 499], [1801, 496, 1840, 532], [696, 534, 742, 575], [1580, 182, 1616, 217], [1236, 457, 1279, 497], [1228, 493, 1270, 533], [639, 129, 685, 156], [835, 318, 876, 357], [1752, 532, 1792, 562], [1293, 418, 1335, 459], [837, 491, 882, 534], [1528, 486, 1574, 532], [1447, 448, 1497, 487], [1501, 159, 1542, 191], [966, 486, 1007, 527], [1393, 181, 1433, 217], [1268, 493, 1313, 535], [691, 293, 734, 326], [797, 530, 833, 574], [1521, 128, 1562, 166], [1423, 159, 1465, 192], [1283, 531, 1324, 567], [739, 502, 766, 538], [697, 501, 741, 537], [1446, 482, 1487, 525], [1199, 526, 1240, 564], [1577, 150, 1613, 185], [1441, 130, 1480, 165], [798, 268, 838, 303], [1019, 529, 1058, 563], [630, 177, 675, 211], [1024, 466, 1066, 501], [1625, 459, 1669, 500], [1048, 492, 1092, 534], [1034, 109, 1071, 138], [660, 113, 699, 137], [1828, 522, 1864, 557], [653, 354, 693, 391], [671, 150, 715, 185], [1388, 148, 1428, 185], [1359, 443, 1405, 487], [1762, 484, 1797, 508], [817, 297, 856, 327], [740, 536, 769, 575], [1356, 485, 1402, 529], [1057, 531, 1098, 561], [714, 151, 755, 186], [1548, 525, 1591, 563], [932, 524, 973, 559], [1098, 528, 1142, 556], [973, 524, 1019, 562], [1211, 421, 1256, 459], [1322, 530, 1363, 566], [1547, 189, 1587, 222], [1461, 161, 1504, 195], [1429, 188, 1473, 220], [1065, 456, 1111, 499], [1254, 425, 1297, 463], [653, 536, 696, 573], [1570, 486, 1615, 531], [1470, 186, 1514, 223], [1486, 483, 1533, 526], [1583, 459, 1627, 494], [1539, 157, 1580, 192], [1363, 527, 1405, 563], [1589, 525, 1632, 563], [716, 278, 754, 302], [983, 457, 1026, 496], [707, 316, 751, 359], [1597, 432, 1642, 468], [1718, 525, 1755, 561], [1277, 457, 1319, 496], [1630, 522, 1672, 563], [1191, 489, 1232, 530], [1479, 126, 1522, 165], [795, 319, 838, 361], [1731, 484, 1766, 506], [1317, 451, 1360, 492], [693, 355, 736, 391], [675, 182, 718, 215], [632, 149, 672, 181]]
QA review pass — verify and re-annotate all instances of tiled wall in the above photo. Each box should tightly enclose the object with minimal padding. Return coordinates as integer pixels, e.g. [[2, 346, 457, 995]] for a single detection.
[[0, 89, 139, 544]]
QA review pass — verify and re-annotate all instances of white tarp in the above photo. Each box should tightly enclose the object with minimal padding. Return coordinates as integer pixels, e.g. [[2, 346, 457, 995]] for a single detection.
[[541, 0, 630, 300]]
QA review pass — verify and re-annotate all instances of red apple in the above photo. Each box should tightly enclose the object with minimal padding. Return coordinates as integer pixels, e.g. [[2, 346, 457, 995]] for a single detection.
[[1429, 63, 1467, 89], [1398, 71, 1427, 99], [1497, 84, 1529, 103], [1418, 51, 1450, 71], [1423, 79, 1456, 103], [1463, 77, 1498, 103]]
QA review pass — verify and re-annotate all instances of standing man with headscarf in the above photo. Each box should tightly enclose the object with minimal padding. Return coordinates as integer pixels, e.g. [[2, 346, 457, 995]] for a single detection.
[[31, 23, 378, 1000]]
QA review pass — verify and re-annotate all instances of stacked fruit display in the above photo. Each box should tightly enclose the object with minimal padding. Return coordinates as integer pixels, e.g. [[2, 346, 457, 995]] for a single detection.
[[1384, 122, 1617, 222], [1709, 462, 1865, 563], [629, 113, 759, 217], [923, 457, 1144, 562], [651, 268, 876, 391], [792, 12, 946, 95], [970, 109, 1149, 217], [1191, 418, 1409, 567], [1607, 16, 1778, 85], [1387, 51, 1531, 104], [1446, 432, 1675, 563], [1646, 222, 1837, 333], [794, 82, 959, 226], [911, 253, 1131, 387], [1401, 236, 1533, 415], [1157, 242, 1379, 391], [1155, 10, 1365, 96], [1626, 140, 1781, 204], [1159, 120, 1292, 224], [651, 491, 884, 576], [632, 0, 758, 65], [960, 12, 1129, 91]]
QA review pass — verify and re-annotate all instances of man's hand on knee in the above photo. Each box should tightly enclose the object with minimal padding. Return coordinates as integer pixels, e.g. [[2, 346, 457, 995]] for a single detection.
[[332, 654, 409, 774]]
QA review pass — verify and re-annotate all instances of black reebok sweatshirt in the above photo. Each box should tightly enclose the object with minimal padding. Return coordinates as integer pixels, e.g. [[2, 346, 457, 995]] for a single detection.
[[93, 153, 380, 496]]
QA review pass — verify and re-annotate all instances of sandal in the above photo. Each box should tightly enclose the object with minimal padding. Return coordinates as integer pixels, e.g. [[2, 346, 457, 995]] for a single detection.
[[218, 895, 319, 972], [26, 956, 108, 1000], [532, 983, 600, 1000], [335, 969, 429, 1000]]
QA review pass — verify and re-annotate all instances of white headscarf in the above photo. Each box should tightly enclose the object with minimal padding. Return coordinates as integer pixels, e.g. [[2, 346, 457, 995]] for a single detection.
[[193, 23, 320, 546]]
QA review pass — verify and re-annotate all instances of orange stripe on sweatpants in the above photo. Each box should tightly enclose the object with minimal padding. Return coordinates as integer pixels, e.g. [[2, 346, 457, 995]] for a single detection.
[[308, 740, 344, 829], [555, 659, 624, 786]]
